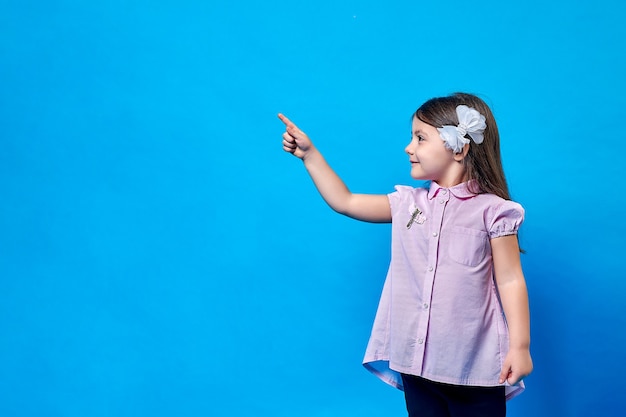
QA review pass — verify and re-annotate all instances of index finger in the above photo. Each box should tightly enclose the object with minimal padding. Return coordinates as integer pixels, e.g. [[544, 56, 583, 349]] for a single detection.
[[277, 113, 298, 131]]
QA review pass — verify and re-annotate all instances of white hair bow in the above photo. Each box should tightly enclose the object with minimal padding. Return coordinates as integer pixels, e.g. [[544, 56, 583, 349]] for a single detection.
[[437, 105, 487, 153]]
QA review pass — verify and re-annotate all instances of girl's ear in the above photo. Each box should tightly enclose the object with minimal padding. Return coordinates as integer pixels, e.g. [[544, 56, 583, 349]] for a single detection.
[[453, 143, 470, 161]]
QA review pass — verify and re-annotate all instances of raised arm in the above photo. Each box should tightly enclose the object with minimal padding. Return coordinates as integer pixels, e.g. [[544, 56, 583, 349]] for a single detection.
[[278, 113, 391, 223], [492, 234, 533, 385]]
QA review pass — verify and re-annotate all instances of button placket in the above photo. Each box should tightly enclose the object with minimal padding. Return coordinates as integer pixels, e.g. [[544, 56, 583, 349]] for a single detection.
[[413, 189, 449, 371]]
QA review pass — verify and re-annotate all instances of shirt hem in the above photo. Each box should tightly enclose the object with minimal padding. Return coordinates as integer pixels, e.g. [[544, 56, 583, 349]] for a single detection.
[[363, 357, 525, 400]]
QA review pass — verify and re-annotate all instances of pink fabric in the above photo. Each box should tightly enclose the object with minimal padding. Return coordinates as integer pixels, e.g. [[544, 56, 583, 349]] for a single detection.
[[363, 181, 525, 401]]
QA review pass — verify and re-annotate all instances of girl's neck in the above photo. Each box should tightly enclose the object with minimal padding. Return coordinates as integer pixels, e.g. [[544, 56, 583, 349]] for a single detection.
[[435, 172, 468, 189]]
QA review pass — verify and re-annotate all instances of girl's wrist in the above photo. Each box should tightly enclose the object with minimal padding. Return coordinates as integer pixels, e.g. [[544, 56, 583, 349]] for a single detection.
[[301, 146, 319, 163], [509, 342, 530, 351]]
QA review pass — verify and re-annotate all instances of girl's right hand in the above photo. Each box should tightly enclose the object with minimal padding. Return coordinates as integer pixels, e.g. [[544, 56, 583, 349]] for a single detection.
[[278, 113, 313, 160], [276, 113, 391, 222]]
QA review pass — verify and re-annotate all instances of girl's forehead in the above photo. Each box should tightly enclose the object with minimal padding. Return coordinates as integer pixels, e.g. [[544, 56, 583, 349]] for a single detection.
[[412, 117, 437, 132]]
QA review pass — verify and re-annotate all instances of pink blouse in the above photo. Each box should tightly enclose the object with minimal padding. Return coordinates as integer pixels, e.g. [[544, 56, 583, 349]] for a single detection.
[[363, 181, 525, 400]]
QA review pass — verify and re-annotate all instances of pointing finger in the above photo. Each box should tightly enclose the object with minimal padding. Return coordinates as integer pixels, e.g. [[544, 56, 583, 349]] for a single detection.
[[277, 113, 293, 127], [277, 113, 302, 134]]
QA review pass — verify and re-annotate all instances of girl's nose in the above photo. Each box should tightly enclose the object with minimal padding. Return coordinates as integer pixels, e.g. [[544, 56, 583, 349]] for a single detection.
[[405, 142, 413, 155]]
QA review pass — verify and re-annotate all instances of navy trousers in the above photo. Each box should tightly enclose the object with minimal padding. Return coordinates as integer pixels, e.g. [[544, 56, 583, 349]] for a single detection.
[[401, 374, 506, 417]]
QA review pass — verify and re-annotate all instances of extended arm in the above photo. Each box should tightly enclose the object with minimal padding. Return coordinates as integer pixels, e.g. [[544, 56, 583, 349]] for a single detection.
[[492, 234, 533, 385], [279, 113, 391, 223]]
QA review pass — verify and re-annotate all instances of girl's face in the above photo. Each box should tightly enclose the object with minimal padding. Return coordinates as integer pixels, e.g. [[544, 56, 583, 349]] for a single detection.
[[405, 117, 461, 185]]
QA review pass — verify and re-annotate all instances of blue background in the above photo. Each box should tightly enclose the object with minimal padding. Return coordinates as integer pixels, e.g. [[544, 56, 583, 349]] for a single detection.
[[1, 1, 624, 416]]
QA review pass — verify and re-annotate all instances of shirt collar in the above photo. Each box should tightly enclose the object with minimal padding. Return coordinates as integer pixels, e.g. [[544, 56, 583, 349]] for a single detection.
[[428, 180, 479, 200]]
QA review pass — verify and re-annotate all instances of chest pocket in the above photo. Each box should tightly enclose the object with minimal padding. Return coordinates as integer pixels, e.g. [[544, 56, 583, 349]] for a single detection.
[[446, 226, 489, 267]]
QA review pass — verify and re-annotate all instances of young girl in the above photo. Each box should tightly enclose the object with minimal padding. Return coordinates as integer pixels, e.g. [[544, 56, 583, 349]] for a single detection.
[[278, 92, 532, 417]]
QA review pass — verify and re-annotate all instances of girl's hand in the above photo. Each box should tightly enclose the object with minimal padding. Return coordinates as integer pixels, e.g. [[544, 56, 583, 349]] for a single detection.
[[499, 347, 533, 385], [278, 113, 313, 160]]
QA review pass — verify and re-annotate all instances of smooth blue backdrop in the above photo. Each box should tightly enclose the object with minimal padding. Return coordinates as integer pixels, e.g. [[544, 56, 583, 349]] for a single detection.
[[1, 1, 624, 416]]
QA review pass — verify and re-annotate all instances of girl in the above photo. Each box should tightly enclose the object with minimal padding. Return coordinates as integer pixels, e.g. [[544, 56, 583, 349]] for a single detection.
[[278, 92, 532, 417]]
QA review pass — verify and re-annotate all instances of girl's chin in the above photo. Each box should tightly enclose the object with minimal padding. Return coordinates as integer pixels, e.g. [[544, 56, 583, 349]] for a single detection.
[[409, 170, 426, 181], [410, 172, 434, 182]]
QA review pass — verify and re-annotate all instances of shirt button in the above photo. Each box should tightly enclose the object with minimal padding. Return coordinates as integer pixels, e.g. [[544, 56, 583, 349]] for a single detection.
[[432, 232, 438, 237], [423, 303, 429, 309], [439, 199, 445, 204], [442, 189, 448, 194], [418, 338, 424, 344], [428, 266, 433, 272]]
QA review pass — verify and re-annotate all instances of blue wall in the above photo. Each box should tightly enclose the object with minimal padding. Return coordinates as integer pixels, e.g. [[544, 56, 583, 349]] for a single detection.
[[1, 1, 624, 416]]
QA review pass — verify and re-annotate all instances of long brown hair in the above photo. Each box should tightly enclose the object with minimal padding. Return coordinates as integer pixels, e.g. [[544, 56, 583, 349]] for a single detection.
[[415, 92, 511, 200]]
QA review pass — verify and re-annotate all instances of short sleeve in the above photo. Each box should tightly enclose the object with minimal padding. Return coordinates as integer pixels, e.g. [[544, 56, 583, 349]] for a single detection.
[[487, 200, 525, 239], [387, 185, 429, 219], [387, 185, 414, 211]]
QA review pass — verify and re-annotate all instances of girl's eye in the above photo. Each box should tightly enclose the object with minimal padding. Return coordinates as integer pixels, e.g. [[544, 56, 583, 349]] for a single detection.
[[417, 135, 425, 142]]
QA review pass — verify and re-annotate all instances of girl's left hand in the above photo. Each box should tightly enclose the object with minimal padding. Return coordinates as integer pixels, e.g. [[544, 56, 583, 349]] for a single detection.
[[499, 347, 533, 385]]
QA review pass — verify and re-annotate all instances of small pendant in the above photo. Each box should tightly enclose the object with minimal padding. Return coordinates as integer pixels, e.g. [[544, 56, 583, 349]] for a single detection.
[[407, 207, 424, 229]]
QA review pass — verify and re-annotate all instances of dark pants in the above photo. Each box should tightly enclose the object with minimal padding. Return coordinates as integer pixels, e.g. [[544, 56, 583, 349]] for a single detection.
[[401, 374, 506, 417]]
